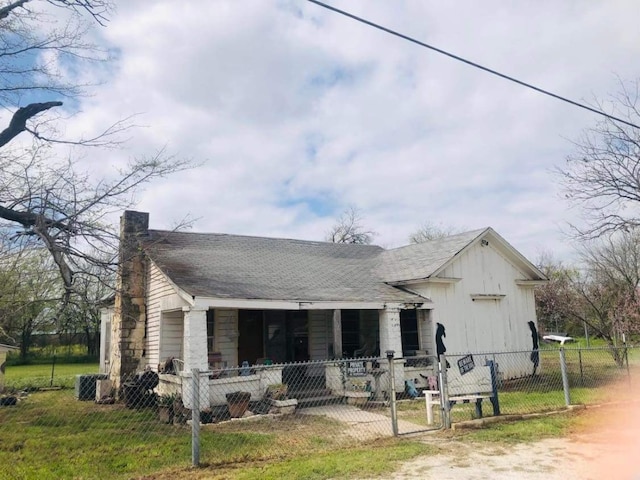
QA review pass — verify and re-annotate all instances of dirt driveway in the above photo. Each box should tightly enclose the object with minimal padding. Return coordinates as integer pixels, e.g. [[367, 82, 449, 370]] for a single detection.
[[374, 402, 640, 480]]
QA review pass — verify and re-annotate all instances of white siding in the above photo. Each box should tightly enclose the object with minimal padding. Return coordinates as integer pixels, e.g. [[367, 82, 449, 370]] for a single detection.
[[160, 312, 183, 360], [215, 309, 238, 367], [309, 310, 331, 361], [145, 261, 188, 370], [410, 240, 539, 378], [417, 309, 435, 357], [99, 306, 113, 374]]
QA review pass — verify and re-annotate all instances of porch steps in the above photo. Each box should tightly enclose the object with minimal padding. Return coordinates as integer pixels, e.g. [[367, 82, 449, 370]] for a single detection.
[[290, 388, 342, 409]]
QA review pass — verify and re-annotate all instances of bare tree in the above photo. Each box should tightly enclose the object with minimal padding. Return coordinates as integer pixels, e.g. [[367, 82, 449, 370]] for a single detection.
[[0, 1, 114, 146], [560, 78, 640, 238], [408, 221, 461, 243], [0, 243, 61, 359], [325, 206, 375, 244], [56, 258, 112, 357], [534, 253, 578, 335], [0, 1, 191, 311], [535, 233, 640, 365]]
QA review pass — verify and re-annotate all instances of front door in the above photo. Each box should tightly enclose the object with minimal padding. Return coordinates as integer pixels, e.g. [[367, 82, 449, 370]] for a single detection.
[[263, 310, 310, 363]]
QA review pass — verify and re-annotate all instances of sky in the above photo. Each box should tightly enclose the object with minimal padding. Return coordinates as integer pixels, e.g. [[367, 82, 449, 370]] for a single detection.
[[52, 0, 640, 261]]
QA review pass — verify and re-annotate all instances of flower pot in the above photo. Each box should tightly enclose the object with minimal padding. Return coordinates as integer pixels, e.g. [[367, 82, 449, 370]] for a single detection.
[[226, 391, 251, 418], [158, 405, 173, 424], [265, 384, 288, 401]]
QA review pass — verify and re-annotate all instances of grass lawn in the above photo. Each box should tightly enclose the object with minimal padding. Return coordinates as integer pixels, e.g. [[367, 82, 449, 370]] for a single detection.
[[4, 362, 99, 390], [2, 353, 636, 479], [0, 389, 435, 480], [0, 386, 619, 480]]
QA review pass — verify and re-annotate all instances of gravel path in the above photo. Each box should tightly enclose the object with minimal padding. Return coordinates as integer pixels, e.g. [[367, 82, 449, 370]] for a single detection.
[[375, 438, 577, 480], [364, 402, 640, 480], [300, 398, 640, 479]]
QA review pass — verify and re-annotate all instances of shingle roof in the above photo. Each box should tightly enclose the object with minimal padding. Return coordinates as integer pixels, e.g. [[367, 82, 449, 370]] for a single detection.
[[144, 230, 426, 303], [143, 226, 541, 304], [377, 228, 488, 283]]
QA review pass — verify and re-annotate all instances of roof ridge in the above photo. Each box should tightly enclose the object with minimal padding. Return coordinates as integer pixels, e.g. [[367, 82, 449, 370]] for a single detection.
[[382, 227, 489, 253], [147, 229, 384, 249]]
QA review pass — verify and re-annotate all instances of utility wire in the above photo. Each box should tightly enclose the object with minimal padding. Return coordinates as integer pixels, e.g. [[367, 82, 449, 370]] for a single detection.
[[307, 0, 640, 130]]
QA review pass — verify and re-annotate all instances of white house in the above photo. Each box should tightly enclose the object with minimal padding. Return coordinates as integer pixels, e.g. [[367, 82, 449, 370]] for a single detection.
[[101, 211, 546, 406]]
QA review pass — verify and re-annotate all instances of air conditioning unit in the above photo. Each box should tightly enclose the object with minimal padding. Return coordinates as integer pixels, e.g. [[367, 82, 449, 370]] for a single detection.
[[75, 374, 108, 401]]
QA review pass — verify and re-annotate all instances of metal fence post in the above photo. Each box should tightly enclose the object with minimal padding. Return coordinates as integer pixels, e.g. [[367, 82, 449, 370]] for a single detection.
[[191, 368, 200, 467], [578, 347, 584, 387], [386, 350, 398, 436], [439, 354, 451, 429], [624, 344, 631, 387], [559, 348, 571, 406], [485, 359, 500, 416]]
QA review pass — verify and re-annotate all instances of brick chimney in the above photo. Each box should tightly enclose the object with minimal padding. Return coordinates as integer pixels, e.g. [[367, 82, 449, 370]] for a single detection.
[[109, 211, 149, 389]]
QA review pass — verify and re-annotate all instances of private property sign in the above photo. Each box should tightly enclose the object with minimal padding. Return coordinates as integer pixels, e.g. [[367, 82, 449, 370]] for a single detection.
[[347, 360, 366, 377]]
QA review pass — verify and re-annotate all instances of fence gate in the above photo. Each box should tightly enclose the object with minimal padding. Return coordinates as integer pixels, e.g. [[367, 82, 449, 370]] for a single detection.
[[390, 353, 445, 435]]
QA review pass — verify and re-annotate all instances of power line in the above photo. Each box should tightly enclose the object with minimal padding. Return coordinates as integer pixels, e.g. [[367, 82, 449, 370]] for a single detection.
[[307, 0, 640, 130]]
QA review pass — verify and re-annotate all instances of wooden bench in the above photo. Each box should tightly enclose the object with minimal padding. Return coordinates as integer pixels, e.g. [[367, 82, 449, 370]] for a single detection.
[[424, 360, 500, 425]]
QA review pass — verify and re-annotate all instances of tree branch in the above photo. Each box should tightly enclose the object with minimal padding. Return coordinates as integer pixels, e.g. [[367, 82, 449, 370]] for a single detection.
[[0, 0, 30, 20], [0, 205, 73, 231], [0, 101, 62, 148]]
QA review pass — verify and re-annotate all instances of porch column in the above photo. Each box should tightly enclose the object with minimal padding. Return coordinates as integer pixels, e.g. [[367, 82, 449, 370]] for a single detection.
[[183, 307, 208, 372], [332, 309, 342, 358], [379, 307, 403, 358], [183, 307, 210, 409]]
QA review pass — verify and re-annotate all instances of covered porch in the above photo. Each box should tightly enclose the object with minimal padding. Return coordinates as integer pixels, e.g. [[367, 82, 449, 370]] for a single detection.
[[157, 301, 434, 408]]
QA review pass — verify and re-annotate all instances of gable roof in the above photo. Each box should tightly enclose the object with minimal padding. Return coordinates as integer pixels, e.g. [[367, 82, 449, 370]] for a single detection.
[[377, 229, 488, 283], [141, 225, 545, 304], [378, 227, 547, 284], [144, 230, 426, 304]]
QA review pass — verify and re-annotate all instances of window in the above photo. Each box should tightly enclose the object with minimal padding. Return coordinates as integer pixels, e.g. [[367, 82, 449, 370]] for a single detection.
[[206, 309, 215, 353], [400, 309, 420, 355]]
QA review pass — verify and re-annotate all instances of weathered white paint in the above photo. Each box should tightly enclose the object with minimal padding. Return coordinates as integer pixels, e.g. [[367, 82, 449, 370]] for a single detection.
[[408, 238, 540, 378], [159, 311, 183, 362], [378, 308, 403, 359], [183, 308, 208, 372], [309, 310, 330, 361], [307, 310, 330, 377], [192, 298, 388, 311], [136, 229, 541, 383], [417, 309, 435, 357], [208, 365, 284, 406], [99, 306, 113, 374], [182, 308, 210, 409], [145, 261, 189, 369], [214, 309, 239, 367]]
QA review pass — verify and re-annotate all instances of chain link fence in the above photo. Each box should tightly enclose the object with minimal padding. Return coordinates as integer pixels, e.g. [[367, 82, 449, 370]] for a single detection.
[[0, 347, 638, 477], [405, 346, 639, 431]]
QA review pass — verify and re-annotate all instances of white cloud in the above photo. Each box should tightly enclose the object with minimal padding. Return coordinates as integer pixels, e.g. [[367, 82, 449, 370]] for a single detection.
[[56, 0, 640, 262]]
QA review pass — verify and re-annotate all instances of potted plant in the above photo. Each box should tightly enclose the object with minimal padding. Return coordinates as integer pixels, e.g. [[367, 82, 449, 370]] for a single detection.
[[264, 383, 297, 414], [172, 395, 190, 425], [264, 383, 288, 401], [226, 391, 251, 418], [157, 393, 177, 424]]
